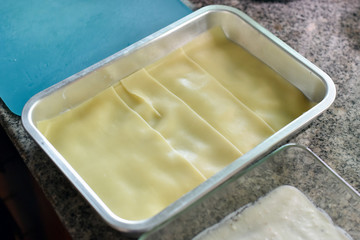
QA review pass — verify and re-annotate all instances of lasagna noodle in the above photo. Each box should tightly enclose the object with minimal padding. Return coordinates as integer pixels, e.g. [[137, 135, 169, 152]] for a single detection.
[[146, 49, 275, 153], [37, 87, 206, 221], [35, 27, 314, 222], [183, 27, 313, 131], [116, 69, 242, 178]]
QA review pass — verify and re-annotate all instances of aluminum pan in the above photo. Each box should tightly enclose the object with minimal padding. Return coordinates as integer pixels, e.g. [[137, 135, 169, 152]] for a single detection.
[[21, 5, 336, 235]]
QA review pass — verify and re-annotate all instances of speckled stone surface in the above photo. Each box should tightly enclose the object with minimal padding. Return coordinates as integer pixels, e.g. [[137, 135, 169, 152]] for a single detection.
[[0, 0, 359, 239]]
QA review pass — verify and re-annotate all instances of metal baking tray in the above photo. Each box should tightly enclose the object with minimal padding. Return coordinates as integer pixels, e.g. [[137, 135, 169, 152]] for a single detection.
[[22, 5, 336, 235], [140, 144, 360, 239]]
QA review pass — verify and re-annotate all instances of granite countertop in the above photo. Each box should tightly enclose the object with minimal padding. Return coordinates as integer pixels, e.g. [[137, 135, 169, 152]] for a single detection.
[[0, 0, 359, 239]]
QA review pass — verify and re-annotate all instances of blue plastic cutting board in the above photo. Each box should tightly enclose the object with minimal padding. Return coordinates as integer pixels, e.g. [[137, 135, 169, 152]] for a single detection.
[[0, 0, 192, 115]]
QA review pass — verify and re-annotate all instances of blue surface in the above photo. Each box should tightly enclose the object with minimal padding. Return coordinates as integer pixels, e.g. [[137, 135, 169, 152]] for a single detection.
[[0, 0, 192, 115]]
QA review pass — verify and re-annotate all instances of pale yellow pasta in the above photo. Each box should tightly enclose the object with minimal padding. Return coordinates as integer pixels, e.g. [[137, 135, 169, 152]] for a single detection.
[[37, 87, 206, 221], [183, 27, 313, 130], [36, 27, 313, 221], [116, 69, 242, 178], [146, 49, 275, 153]]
